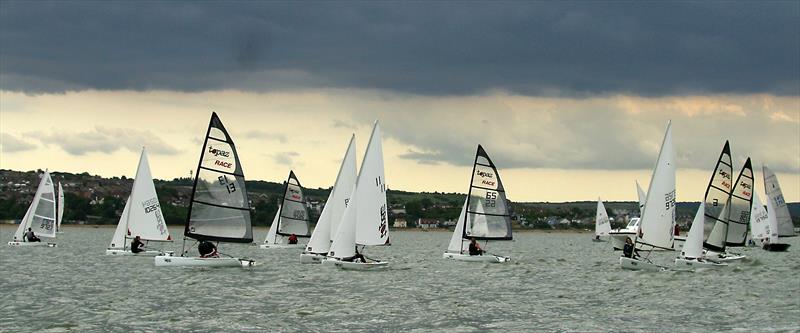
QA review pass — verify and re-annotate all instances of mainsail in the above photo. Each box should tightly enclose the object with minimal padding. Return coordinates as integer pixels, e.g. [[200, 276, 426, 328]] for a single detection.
[[12, 171, 57, 241], [127, 148, 171, 241], [57, 182, 64, 232], [635, 121, 676, 250], [702, 141, 733, 252], [595, 198, 611, 237], [305, 135, 357, 255], [462, 145, 513, 240], [725, 158, 753, 246], [184, 112, 253, 243], [763, 166, 796, 237], [276, 171, 311, 238], [749, 193, 771, 243]]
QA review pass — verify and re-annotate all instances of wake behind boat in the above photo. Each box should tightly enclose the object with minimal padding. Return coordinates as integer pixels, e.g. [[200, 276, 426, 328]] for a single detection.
[[154, 112, 254, 267], [8, 170, 58, 247], [442, 145, 512, 263], [260, 171, 312, 249]]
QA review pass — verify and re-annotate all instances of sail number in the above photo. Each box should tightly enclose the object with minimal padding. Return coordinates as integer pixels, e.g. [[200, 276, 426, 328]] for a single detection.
[[218, 175, 237, 194], [39, 219, 54, 230], [664, 190, 676, 209], [376, 177, 385, 193], [485, 191, 497, 207]]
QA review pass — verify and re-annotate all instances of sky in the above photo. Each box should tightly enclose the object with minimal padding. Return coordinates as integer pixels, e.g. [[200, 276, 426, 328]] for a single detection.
[[1, 2, 798, 202]]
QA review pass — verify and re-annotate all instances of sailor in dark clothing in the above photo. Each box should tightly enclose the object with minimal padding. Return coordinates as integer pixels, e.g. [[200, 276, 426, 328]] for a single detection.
[[343, 246, 367, 263], [25, 228, 41, 242], [468, 238, 484, 256], [198, 240, 219, 258], [130, 236, 145, 253], [623, 237, 639, 259]]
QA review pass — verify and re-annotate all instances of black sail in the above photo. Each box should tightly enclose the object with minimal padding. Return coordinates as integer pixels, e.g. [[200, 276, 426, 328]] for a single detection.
[[725, 158, 753, 246], [462, 145, 513, 241], [277, 171, 312, 238]]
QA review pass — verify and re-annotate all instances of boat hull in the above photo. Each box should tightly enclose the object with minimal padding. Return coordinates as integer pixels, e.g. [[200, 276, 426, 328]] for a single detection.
[[321, 258, 389, 270], [442, 252, 510, 263], [154, 254, 255, 267], [619, 256, 664, 271], [7, 241, 56, 247], [673, 257, 727, 270], [259, 243, 304, 249], [762, 243, 791, 252], [299, 252, 326, 264], [106, 249, 173, 256], [673, 236, 686, 251], [704, 250, 746, 262]]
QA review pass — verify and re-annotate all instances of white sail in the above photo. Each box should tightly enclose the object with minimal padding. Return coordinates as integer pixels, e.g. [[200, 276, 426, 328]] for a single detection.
[[305, 135, 357, 255], [469, 200, 491, 236], [725, 158, 753, 246], [703, 141, 733, 252], [636, 181, 646, 215], [680, 204, 706, 259], [446, 198, 469, 253], [353, 121, 389, 246], [765, 192, 781, 244], [276, 171, 311, 238], [22, 171, 58, 239], [595, 198, 611, 237], [12, 204, 33, 242], [763, 166, 795, 237], [57, 182, 64, 232], [328, 185, 358, 259], [749, 193, 770, 244], [126, 148, 171, 241], [109, 197, 132, 249], [636, 121, 676, 250], [264, 205, 282, 245]]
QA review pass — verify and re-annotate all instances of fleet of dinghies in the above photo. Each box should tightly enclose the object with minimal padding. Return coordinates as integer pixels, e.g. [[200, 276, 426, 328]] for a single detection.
[[8, 115, 795, 273]]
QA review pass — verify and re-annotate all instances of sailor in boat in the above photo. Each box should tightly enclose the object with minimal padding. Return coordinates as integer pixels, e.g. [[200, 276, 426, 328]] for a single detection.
[[595, 235, 601, 241], [622, 237, 639, 259], [673, 224, 680, 236], [287, 233, 298, 245], [468, 238, 484, 256], [198, 241, 219, 258], [25, 228, 41, 242], [342, 246, 367, 263], [131, 236, 145, 254]]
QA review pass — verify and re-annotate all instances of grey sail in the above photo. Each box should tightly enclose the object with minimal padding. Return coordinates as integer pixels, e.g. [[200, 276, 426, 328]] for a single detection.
[[184, 112, 253, 243], [725, 158, 753, 246], [702, 141, 733, 252], [277, 170, 311, 238], [462, 145, 512, 240]]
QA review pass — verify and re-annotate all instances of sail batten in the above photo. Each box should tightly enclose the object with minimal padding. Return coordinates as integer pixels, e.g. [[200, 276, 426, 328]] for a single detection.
[[462, 145, 513, 241]]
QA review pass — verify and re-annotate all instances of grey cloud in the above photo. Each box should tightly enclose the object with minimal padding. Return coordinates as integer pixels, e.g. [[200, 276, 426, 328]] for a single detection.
[[272, 151, 299, 166], [30, 127, 180, 156], [1, 2, 797, 96], [243, 130, 287, 143], [0, 133, 37, 153]]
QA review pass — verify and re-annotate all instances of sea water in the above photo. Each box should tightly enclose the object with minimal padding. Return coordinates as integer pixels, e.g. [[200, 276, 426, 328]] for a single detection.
[[1, 226, 798, 332]]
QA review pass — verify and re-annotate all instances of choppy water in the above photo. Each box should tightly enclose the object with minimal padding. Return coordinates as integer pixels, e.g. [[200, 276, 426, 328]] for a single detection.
[[1, 225, 798, 332]]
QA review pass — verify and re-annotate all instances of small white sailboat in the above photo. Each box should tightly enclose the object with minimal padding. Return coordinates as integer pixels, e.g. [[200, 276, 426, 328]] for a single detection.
[[8, 170, 58, 247], [301, 135, 357, 263], [260, 171, 312, 249], [763, 165, 795, 250], [56, 182, 64, 233], [443, 145, 512, 263], [593, 198, 611, 242], [155, 112, 254, 267], [620, 121, 675, 271], [322, 121, 390, 270], [610, 182, 646, 250], [106, 148, 173, 256], [674, 204, 728, 270], [762, 177, 791, 252], [701, 141, 746, 262]]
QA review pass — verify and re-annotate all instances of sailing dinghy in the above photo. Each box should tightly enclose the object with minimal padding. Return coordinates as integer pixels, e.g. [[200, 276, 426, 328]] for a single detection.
[[674, 203, 727, 270], [56, 182, 64, 233], [593, 198, 611, 242], [322, 121, 390, 270], [443, 145, 512, 263], [762, 166, 795, 251], [723, 158, 754, 248], [300, 135, 357, 263], [8, 170, 58, 247], [154, 112, 254, 267], [701, 142, 746, 262], [106, 148, 173, 256], [260, 171, 312, 249], [620, 121, 675, 271]]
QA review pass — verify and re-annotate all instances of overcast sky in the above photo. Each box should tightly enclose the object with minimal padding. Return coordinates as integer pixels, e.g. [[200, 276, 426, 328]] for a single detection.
[[1, 2, 798, 201]]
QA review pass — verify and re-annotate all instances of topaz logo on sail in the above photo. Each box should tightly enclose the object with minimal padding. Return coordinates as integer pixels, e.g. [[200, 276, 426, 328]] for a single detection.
[[208, 147, 231, 158]]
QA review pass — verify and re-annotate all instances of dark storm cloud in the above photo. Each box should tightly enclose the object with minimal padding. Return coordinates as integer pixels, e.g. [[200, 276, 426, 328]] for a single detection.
[[1, 2, 798, 96]]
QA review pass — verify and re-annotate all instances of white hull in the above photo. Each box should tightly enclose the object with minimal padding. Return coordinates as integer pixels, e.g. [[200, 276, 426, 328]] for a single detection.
[[704, 250, 746, 262], [154, 254, 255, 267], [259, 243, 305, 249], [442, 252, 510, 263], [106, 249, 173, 256], [299, 252, 326, 264], [321, 257, 390, 270], [7, 241, 56, 247], [673, 257, 728, 270], [619, 256, 665, 271], [673, 236, 686, 251]]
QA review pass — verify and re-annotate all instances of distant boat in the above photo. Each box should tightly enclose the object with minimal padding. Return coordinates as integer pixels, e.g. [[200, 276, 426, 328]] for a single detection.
[[763, 166, 796, 239], [301, 135, 357, 264], [323, 121, 390, 270], [750, 191, 789, 251], [702, 141, 745, 262], [106, 148, 173, 256], [155, 112, 254, 267], [674, 203, 727, 270], [593, 198, 611, 242], [56, 182, 64, 233], [620, 121, 675, 271], [442, 145, 512, 263], [609, 182, 645, 250], [8, 170, 58, 247], [260, 171, 312, 249]]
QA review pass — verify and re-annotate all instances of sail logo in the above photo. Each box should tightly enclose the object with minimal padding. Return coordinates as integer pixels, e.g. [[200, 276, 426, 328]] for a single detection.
[[208, 147, 230, 158], [476, 170, 494, 179], [379, 204, 388, 238], [289, 188, 301, 200], [215, 160, 233, 169]]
